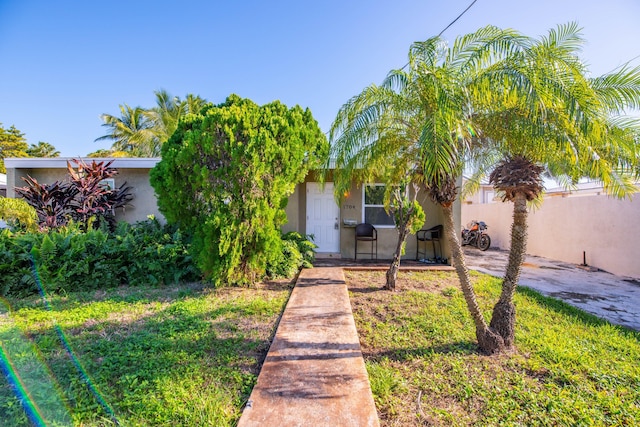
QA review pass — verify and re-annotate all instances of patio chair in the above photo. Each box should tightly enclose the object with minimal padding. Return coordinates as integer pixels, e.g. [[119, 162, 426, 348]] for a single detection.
[[416, 225, 443, 261], [355, 223, 377, 260]]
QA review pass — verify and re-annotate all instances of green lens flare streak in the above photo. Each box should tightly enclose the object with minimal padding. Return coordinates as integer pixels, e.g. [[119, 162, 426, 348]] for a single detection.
[[30, 257, 120, 426]]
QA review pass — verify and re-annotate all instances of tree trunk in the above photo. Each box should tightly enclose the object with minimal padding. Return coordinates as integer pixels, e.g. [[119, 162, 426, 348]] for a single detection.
[[441, 204, 505, 354], [385, 226, 410, 291], [489, 192, 528, 348]]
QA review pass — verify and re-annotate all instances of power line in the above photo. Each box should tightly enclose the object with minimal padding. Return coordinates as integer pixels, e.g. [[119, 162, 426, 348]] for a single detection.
[[438, 0, 478, 38], [400, 0, 479, 70]]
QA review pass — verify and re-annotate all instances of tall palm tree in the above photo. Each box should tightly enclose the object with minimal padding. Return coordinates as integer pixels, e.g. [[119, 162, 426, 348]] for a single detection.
[[145, 90, 208, 149], [467, 23, 640, 349], [97, 90, 207, 157], [26, 141, 60, 157], [96, 104, 156, 156]]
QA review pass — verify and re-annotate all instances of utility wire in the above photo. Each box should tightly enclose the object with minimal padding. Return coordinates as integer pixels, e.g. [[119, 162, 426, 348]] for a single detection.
[[438, 0, 478, 37], [400, 0, 478, 71]]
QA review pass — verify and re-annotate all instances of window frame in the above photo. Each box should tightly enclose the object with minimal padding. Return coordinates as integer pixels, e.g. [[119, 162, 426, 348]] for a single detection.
[[362, 183, 396, 228]]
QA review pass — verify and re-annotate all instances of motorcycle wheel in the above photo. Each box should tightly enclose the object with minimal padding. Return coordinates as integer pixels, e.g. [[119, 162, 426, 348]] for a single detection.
[[478, 234, 491, 251]]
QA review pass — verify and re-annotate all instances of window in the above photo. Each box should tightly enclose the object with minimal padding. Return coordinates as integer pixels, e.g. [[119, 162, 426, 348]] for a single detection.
[[99, 178, 115, 191], [363, 184, 395, 227]]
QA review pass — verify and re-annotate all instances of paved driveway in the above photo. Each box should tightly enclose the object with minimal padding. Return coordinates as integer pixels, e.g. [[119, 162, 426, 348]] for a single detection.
[[463, 247, 640, 331]]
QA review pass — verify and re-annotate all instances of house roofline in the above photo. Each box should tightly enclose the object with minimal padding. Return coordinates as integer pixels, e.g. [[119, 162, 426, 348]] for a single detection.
[[4, 157, 161, 169]]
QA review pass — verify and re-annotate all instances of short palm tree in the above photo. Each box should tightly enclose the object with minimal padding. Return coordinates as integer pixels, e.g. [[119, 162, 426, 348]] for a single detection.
[[330, 26, 536, 352], [466, 23, 640, 349]]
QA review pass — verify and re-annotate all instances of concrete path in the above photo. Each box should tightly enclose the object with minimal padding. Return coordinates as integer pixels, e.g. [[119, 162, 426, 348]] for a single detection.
[[463, 247, 640, 331], [238, 267, 379, 427]]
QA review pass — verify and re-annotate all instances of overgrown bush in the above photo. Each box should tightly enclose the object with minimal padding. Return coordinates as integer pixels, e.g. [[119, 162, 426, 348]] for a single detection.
[[0, 197, 38, 231], [151, 95, 328, 286], [0, 218, 199, 297]]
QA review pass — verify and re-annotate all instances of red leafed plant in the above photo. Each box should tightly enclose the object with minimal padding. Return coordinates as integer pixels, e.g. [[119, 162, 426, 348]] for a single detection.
[[15, 159, 133, 231]]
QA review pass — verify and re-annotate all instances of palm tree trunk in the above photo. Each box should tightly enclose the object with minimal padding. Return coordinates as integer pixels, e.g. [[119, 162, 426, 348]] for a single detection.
[[489, 192, 528, 348], [442, 204, 505, 354], [385, 226, 410, 291]]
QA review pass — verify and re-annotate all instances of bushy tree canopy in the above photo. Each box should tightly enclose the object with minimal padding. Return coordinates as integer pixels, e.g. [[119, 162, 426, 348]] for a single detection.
[[151, 95, 328, 285], [0, 123, 29, 173]]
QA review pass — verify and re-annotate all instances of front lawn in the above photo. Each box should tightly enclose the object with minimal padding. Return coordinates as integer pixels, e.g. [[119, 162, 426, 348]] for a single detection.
[[346, 270, 640, 426], [0, 280, 291, 426]]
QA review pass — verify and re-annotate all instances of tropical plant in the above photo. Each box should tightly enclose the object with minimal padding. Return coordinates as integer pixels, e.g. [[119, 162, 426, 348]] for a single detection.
[[26, 141, 60, 157], [464, 23, 640, 350], [0, 218, 199, 297], [65, 159, 134, 230], [96, 90, 207, 157], [15, 176, 77, 228], [0, 122, 29, 173], [95, 105, 155, 156], [151, 94, 328, 286], [330, 25, 532, 351], [15, 159, 133, 230], [86, 148, 131, 158], [329, 81, 428, 290]]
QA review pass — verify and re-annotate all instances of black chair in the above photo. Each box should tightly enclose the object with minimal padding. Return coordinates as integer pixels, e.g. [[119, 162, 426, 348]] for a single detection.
[[416, 225, 443, 261], [355, 223, 377, 260]]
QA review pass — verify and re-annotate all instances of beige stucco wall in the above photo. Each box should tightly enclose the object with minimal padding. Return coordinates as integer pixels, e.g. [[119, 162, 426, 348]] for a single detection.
[[7, 166, 164, 224], [462, 193, 640, 278], [284, 179, 454, 262]]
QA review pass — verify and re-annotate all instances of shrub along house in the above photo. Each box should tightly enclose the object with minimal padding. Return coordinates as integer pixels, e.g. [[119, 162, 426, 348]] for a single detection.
[[5, 157, 457, 262]]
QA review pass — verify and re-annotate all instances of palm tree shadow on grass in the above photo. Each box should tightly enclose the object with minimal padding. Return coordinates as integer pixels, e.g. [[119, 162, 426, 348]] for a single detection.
[[363, 340, 480, 362]]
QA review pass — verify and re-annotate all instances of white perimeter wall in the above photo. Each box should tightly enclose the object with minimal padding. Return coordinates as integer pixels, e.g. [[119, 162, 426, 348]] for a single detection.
[[462, 193, 640, 279]]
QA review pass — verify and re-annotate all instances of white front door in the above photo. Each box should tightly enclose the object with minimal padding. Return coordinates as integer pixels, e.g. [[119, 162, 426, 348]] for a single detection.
[[306, 182, 340, 253]]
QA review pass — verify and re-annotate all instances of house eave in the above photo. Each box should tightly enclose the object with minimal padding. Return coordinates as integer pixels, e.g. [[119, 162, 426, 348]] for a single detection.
[[4, 157, 161, 169]]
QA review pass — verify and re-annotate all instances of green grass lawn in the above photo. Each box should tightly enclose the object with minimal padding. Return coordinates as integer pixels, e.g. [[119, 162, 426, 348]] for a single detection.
[[346, 270, 640, 426], [0, 281, 292, 426]]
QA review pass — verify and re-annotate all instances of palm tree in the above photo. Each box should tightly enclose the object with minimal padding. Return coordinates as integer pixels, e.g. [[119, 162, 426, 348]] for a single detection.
[[144, 90, 208, 148], [97, 90, 207, 157], [96, 104, 155, 156], [467, 23, 640, 349], [26, 141, 60, 157], [329, 83, 427, 291], [330, 26, 539, 352]]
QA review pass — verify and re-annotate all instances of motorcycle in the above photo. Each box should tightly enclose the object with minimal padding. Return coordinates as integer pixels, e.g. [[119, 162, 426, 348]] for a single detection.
[[461, 220, 491, 251]]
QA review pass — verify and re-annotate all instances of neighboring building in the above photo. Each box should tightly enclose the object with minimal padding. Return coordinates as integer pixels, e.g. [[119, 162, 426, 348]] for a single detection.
[[4, 157, 458, 262]]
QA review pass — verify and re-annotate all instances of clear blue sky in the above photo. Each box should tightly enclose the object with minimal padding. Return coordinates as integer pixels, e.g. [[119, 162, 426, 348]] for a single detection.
[[1, 0, 639, 156]]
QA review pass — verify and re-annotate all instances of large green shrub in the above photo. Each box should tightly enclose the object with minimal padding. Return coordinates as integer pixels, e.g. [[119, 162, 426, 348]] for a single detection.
[[0, 218, 199, 297], [150, 95, 327, 286]]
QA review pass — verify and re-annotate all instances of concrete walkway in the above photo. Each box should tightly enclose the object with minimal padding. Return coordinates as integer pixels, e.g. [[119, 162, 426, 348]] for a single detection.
[[464, 247, 640, 331], [238, 267, 379, 427]]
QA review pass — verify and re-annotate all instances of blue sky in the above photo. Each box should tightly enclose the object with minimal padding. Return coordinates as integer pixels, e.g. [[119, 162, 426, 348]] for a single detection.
[[1, 0, 639, 156]]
